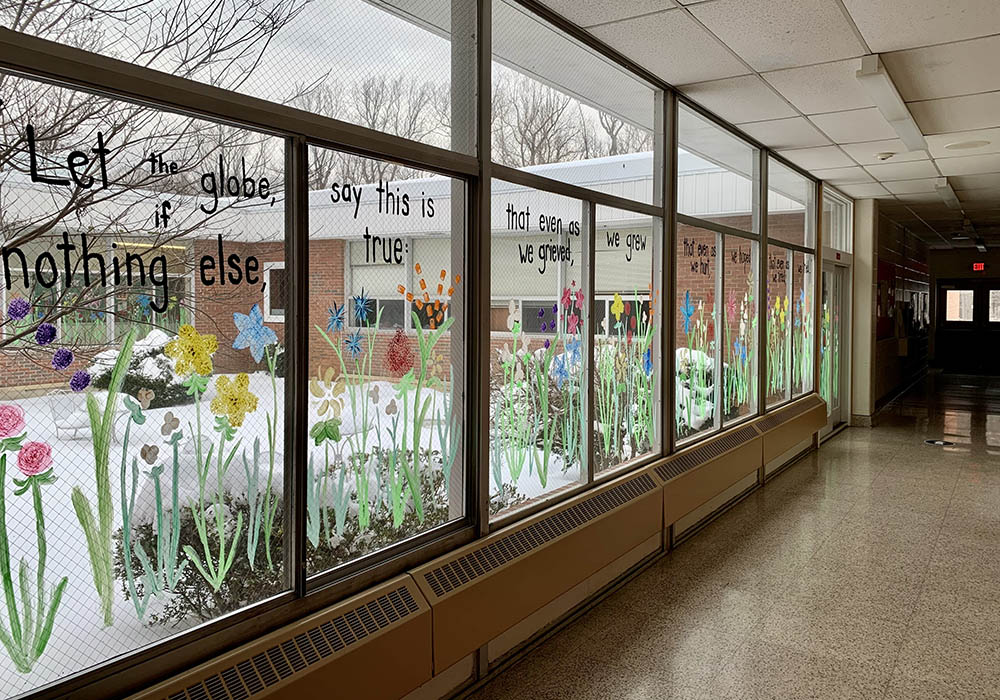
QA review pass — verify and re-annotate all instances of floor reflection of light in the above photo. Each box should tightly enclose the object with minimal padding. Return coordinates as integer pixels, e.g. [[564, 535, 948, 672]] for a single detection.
[[943, 411, 972, 437], [987, 415, 1000, 448]]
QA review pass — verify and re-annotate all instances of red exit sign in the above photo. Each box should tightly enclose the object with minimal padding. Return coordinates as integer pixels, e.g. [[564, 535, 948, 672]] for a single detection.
[[973, 262, 986, 272]]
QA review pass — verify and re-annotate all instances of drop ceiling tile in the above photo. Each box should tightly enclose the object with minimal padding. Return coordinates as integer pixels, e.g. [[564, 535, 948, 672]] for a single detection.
[[949, 173, 1000, 190], [812, 166, 874, 185], [688, 0, 867, 72], [539, 0, 676, 28], [777, 145, 855, 170], [925, 128, 1000, 159], [841, 0, 1000, 53], [882, 36, 1000, 102], [761, 59, 873, 115], [810, 108, 898, 144], [679, 75, 797, 125], [739, 117, 831, 149], [839, 140, 929, 165], [883, 178, 943, 195], [937, 152, 1000, 176], [839, 182, 892, 198], [910, 93, 1000, 135], [591, 9, 748, 85], [865, 159, 940, 180]]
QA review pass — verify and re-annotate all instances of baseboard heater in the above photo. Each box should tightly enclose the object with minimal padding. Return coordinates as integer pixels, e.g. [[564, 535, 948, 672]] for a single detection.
[[757, 394, 827, 464], [130, 575, 431, 700], [410, 471, 662, 673], [656, 424, 762, 526]]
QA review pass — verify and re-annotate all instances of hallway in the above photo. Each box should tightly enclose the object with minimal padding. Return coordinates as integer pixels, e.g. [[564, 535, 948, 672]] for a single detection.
[[467, 377, 1000, 700]]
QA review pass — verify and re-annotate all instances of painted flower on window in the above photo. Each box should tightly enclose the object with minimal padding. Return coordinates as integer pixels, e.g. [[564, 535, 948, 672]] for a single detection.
[[344, 330, 364, 359], [611, 293, 625, 322], [232, 303, 278, 363], [327, 301, 346, 333], [0, 405, 25, 438], [165, 325, 218, 376], [505, 299, 521, 331], [16, 441, 53, 477], [210, 373, 259, 428], [6, 297, 30, 321], [352, 287, 372, 325], [681, 291, 696, 335], [69, 370, 91, 392]]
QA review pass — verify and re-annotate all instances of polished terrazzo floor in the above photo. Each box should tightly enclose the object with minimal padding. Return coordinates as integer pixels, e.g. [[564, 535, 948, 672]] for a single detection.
[[467, 375, 1000, 699]]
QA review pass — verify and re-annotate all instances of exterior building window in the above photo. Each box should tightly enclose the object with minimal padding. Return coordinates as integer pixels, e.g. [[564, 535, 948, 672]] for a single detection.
[[263, 262, 287, 322]]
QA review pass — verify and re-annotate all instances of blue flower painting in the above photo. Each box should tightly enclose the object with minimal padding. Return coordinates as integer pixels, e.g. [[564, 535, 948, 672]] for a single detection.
[[327, 301, 346, 333], [681, 291, 696, 335], [233, 303, 278, 362]]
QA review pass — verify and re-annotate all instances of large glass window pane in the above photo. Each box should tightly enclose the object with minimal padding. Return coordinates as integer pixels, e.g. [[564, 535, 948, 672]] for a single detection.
[[766, 246, 791, 406], [0, 73, 286, 695], [491, 1, 657, 204], [490, 180, 587, 519], [722, 236, 758, 424], [678, 105, 758, 231], [4, 1, 478, 153], [306, 148, 465, 576], [594, 206, 661, 473], [768, 157, 815, 248], [820, 269, 843, 414], [792, 251, 815, 396], [822, 190, 852, 253], [675, 225, 718, 443]]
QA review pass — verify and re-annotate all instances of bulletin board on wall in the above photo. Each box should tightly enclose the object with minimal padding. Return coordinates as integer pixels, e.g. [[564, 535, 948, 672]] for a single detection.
[[876, 259, 895, 340]]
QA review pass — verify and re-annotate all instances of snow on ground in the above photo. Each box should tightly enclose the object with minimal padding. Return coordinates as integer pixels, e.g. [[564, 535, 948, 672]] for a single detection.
[[0, 367, 584, 693]]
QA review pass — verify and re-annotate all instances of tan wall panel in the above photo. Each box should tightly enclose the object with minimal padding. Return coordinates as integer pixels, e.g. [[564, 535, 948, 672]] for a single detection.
[[762, 404, 826, 463], [662, 438, 762, 526], [412, 486, 661, 672]]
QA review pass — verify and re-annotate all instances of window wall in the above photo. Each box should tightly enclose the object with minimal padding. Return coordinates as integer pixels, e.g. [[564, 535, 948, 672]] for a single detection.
[[766, 156, 816, 406], [0, 71, 288, 696], [0, 2, 828, 696], [306, 148, 466, 577], [675, 105, 761, 444]]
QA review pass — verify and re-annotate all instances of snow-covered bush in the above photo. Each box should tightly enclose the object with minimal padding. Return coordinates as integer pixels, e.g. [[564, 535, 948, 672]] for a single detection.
[[89, 330, 192, 408]]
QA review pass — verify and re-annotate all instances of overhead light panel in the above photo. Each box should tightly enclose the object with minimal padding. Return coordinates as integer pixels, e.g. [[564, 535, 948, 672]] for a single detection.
[[976, 239, 988, 253], [856, 55, 929, 153], [935, 178, 962, 210]]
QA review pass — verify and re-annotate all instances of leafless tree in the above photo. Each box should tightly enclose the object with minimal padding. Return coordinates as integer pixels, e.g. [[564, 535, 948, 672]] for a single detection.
[[0, 0, 309, 354], [598, 113, 653, 156], [491, 71, 584, 167]]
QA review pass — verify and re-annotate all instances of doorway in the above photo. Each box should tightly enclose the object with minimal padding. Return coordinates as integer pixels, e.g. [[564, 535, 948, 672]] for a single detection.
[[820, 262, 850, 435], [935, 278, 1000, 374]]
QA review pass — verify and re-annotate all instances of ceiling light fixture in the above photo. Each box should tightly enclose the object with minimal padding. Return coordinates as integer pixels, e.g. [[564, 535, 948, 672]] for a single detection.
[[945, 139, 991, 151], [935, 178, 962, 210], [856, 55, 928, 153]]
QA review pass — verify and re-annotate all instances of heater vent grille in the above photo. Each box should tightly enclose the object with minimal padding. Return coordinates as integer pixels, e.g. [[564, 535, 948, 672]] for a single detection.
[[423, 474, 656, 598], [756, 395, 822, 432], [656, 426, 758, 482], [160, 585, 419, 700]]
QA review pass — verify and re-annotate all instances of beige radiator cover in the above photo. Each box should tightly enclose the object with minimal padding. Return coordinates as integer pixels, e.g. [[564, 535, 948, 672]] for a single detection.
[[130, 574, 432, 700], [762, 396, 827, 464], [411, 472, 663, 673], [662, 437, 762, 526]]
